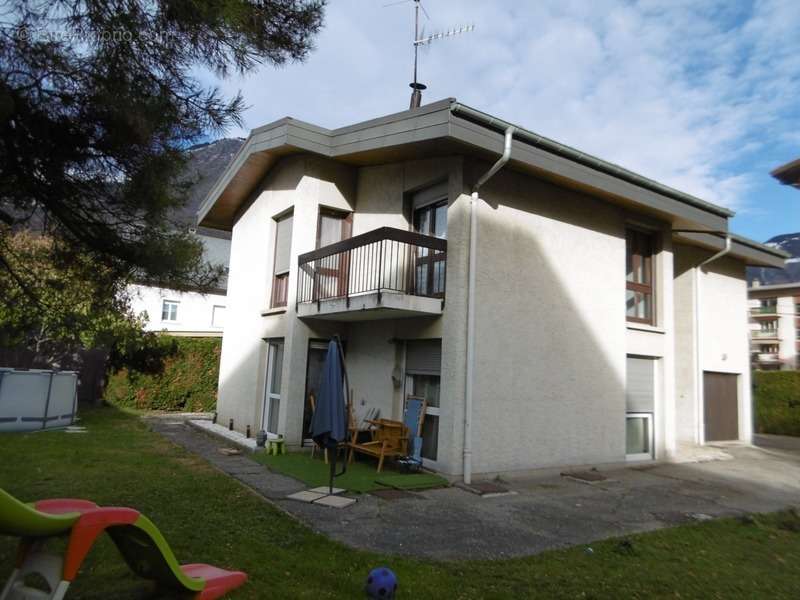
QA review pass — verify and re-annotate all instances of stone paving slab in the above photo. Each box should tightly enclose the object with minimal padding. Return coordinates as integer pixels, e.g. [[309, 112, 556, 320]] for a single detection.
[[287, 490, 327, 503], [148, 416, 800, 561], [314, 495, 357, 509], [309, 486, 345, 495]]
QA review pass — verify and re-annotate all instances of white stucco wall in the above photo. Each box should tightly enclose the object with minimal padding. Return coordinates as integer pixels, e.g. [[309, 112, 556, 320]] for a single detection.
[[673, 245, 752, 444], [700, 255, 752, 442], [128, 284, 226, 335], [465, 165, 628, 473], [673, 245, 699, 444], [217, 155, 356, 435]]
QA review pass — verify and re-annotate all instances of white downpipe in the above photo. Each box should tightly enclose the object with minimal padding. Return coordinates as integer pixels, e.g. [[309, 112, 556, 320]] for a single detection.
[[694, 235, 732, 444], [464, 126, 514, 485]]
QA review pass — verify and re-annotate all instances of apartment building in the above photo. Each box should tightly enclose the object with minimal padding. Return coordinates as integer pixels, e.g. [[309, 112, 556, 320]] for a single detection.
[[749, 282, 800, 370], [197, 99, 786, 478]]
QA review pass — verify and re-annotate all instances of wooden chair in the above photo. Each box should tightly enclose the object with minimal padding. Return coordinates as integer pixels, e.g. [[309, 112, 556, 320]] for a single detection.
[[348, 418, 408, 473]]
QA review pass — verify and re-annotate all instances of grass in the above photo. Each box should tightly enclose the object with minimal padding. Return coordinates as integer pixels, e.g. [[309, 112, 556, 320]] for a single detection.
[[2, 406, 800, 598], [253, 451, 448, 493]]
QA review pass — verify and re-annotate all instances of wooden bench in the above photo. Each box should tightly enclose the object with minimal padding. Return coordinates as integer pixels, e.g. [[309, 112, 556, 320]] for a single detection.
[[347, 418, 408, 472]]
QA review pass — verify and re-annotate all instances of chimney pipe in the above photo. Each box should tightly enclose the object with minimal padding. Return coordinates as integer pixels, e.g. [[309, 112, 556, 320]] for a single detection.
[[409, 82, 426, 109]]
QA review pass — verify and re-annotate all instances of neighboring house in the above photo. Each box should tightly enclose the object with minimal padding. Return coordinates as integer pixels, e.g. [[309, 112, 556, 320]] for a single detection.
[[197, 99, 786, 478], [129, 139, 243, 337], [748, 282, 800, 370], [772, 157, 800, 189]]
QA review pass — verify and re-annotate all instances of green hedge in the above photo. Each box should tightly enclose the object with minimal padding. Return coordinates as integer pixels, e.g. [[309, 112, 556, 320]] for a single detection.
[[105, 337, 221, 412], [754, 371, 800, 437]]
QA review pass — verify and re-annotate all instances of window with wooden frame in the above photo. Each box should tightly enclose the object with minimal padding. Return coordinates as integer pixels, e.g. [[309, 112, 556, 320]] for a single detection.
[[626, 228, 656, 324], [412, 195, 447, 298], [271, 212, 293, 308], [313, 208, 352, 300]]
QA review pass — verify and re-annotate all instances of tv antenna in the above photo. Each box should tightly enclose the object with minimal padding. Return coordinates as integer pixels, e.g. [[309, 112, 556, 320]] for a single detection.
[[385, 0, 475, 108]]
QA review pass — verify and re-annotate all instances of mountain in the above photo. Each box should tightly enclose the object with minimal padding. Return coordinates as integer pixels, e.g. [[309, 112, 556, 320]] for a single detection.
[[174, 138, 245, 230], [747, 232, 800, 286]]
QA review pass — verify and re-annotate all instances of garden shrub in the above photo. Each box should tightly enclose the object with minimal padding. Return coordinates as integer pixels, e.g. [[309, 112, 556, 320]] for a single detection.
[[105, 337, 220, 412], [753, 370, 800, 436]]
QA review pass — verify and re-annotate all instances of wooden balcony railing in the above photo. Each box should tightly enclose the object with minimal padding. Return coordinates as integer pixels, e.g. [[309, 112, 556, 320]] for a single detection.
[[297, 227, 447, 306]]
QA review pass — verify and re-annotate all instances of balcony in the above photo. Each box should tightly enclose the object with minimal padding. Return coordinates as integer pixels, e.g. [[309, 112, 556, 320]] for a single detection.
[[755, 353, 780, 363], [752, 330, 779, 340], [296, 227, 446, 321], [750, 306, 777, 316]]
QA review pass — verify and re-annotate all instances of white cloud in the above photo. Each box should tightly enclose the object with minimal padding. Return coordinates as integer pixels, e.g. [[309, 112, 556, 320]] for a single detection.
[[208, 0, 800, 213]]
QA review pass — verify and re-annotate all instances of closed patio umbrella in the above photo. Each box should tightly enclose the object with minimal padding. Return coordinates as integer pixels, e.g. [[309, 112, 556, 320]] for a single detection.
[[310, 336, 349, 494]]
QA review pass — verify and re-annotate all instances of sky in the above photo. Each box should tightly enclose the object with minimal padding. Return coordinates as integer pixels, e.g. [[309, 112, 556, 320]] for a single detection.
[[204, 0, 800, 243]]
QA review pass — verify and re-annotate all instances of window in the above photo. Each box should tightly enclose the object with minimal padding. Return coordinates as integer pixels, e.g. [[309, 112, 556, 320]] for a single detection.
[[313, 209, 352, 299], [271, 213, 293, 308], [626, 413, 653, 459], [626, 228, 655, 324], [161, 300, 179, 322], [405, 339, 442, 461], [412, 190, 447, 298], [211, 305, 225, 328], [261, 341, 284, 435], [626, 356, 655, 461]]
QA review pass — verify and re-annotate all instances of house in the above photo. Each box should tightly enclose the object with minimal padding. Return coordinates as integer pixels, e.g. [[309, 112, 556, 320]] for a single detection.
[[748, 282, 800, 370], [128, 139, 243, 337], [197, 99, 786, 479], [128, 230, 229, 337], [772, 157, 800, 189]]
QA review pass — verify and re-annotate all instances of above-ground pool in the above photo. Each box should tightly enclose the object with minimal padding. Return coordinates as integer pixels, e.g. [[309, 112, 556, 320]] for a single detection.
[[0, 369, 78, 432]]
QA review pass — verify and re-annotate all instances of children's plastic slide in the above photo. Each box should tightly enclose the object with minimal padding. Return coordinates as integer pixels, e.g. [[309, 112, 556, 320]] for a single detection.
[[0, 488, 247, 600]]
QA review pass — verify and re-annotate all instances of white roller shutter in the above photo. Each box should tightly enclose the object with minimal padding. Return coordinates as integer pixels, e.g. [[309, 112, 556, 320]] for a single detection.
[[626, 356, 655, 413]]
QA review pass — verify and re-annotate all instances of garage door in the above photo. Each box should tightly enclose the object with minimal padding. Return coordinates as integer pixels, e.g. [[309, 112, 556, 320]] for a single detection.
[[703, 372, 739, 442]]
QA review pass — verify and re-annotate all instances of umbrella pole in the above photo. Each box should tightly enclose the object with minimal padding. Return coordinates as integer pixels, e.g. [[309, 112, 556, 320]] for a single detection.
[[328, 443, 336, 495], [334, 335, 350, 479]]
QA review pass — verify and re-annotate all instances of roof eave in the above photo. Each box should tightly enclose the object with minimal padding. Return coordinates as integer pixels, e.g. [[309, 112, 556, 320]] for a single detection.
[[771, 157, 800, 187], [198, 98, 738, 234], [674, 230, 788, 268]]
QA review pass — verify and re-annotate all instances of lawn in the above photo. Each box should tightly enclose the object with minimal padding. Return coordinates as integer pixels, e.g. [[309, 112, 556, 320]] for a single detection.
[[254, 451, 448, 493], [2, 406, 800, 599]]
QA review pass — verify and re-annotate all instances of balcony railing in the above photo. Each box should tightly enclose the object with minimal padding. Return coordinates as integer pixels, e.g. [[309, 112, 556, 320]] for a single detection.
[[751, 306, 777, 315], [297, 227, 447, 306], [752, 330, 778, 339]]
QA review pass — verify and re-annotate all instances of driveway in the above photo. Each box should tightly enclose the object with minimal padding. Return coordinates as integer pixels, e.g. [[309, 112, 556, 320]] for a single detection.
[[151, 418, 800, 561]]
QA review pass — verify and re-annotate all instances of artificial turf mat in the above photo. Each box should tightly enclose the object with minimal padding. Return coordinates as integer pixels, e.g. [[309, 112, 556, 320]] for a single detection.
[[254, 451, 448, 493]]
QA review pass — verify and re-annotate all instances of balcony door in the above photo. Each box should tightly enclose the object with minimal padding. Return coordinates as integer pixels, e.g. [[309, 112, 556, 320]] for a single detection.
[[314, 208, 352, 300], [412, 184, 447, 298]]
